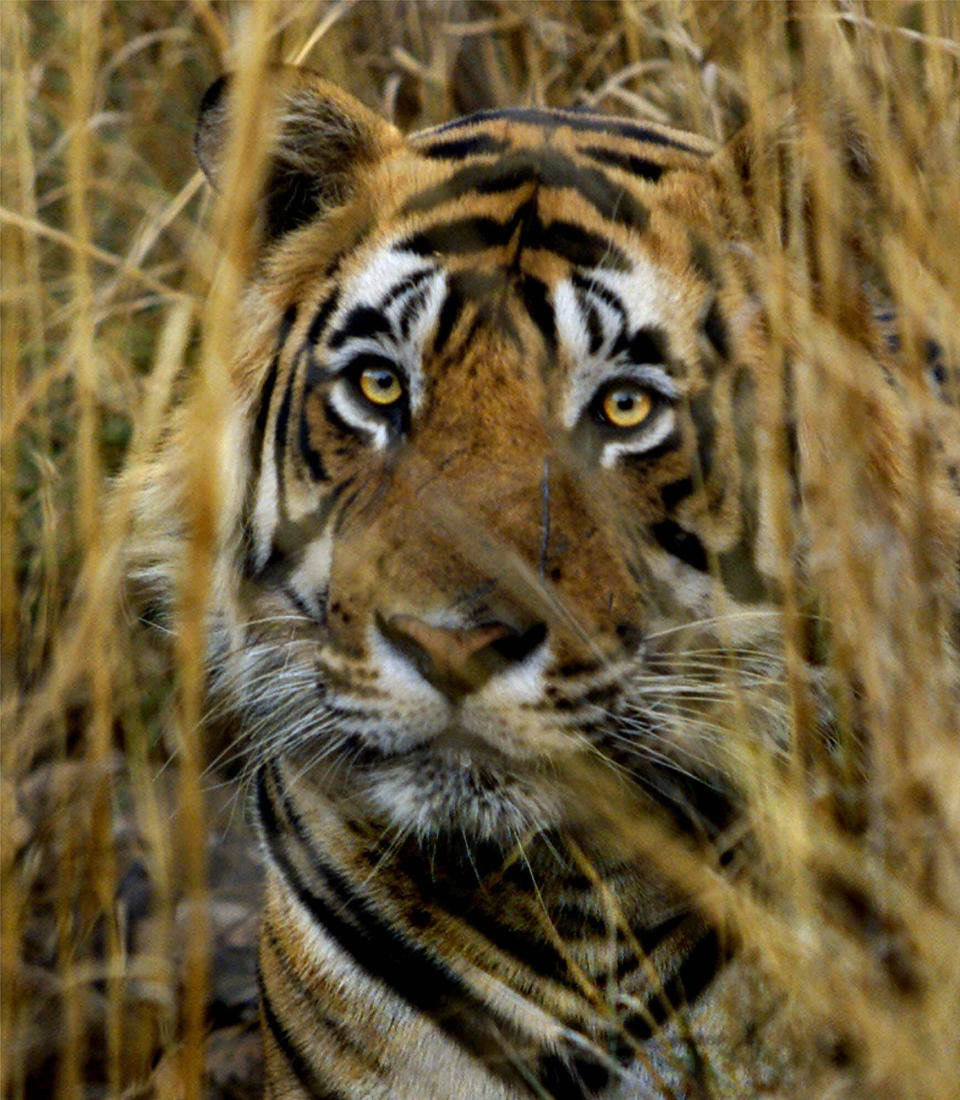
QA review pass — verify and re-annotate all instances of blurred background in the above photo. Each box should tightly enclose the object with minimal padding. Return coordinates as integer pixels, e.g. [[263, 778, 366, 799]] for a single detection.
[[3, 2, 958, 1097]]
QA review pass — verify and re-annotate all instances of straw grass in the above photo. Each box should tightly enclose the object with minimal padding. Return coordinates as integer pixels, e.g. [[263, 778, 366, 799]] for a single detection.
[[3, 2, 958, 1097]]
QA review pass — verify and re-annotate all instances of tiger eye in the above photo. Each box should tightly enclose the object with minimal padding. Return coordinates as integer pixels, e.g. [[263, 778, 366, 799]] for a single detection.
[[600, 384, 653, 429], [359, 366, 403, 406]]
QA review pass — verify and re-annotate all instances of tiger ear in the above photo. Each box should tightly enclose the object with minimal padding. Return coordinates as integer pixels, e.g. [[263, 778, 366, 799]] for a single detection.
[[195, 67, 401, 238]]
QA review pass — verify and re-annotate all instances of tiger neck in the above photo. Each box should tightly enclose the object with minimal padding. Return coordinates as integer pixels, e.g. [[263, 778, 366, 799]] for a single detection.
[[259, 757, 727, 1038]]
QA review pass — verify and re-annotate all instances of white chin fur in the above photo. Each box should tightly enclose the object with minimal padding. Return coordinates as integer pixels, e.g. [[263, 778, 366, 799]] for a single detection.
[[364, 756, 564, 841]]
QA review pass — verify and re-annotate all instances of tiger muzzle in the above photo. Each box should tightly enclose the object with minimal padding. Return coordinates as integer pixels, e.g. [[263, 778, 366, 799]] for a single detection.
[[377, 613, 547, 701]]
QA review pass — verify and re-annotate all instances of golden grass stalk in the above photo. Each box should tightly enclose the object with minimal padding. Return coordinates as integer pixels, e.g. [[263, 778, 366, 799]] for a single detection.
[[3, 2, 958, 1097]]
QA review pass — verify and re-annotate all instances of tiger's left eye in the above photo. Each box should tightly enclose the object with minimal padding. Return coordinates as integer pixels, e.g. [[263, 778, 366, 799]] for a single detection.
[[598, 382, 654, 429], [358, 365, 404, 406]]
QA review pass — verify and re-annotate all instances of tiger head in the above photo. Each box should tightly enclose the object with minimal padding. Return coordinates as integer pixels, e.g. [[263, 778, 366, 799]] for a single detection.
[[159, 69, 806, 847]]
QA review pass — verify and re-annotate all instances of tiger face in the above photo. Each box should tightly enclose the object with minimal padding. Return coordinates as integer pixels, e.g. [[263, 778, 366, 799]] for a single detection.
[[131, 64, 958, 1100], [196, 70, 779, 851]]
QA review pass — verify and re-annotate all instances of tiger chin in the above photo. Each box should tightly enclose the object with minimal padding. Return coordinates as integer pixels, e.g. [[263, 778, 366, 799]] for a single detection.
[[127, 66, 957, 1100]]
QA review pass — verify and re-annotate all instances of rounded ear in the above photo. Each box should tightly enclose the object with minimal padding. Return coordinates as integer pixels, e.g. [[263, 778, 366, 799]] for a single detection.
[[194, 66, 401, 239], [194, 74, 233, 185]]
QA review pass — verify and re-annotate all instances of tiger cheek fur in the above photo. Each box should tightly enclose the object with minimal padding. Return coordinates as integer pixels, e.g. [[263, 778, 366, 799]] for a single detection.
[[169, 68, 828, 1100]]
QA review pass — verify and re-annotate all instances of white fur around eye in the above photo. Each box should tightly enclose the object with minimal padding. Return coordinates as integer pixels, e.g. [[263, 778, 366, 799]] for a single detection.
[[554, 265, 681, 465], [598, 406, 677, 468], [328, 382, 392, 449], [326, 247, 448, 416]]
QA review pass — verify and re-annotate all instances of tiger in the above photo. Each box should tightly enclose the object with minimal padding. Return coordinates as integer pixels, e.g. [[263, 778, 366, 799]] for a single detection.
[[130, 66, 959, 1099]]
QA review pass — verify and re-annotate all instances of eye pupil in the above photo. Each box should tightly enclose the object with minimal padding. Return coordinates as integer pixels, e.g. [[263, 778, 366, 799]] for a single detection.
[[358, 364, 403, 406], [600, 383, 653, 428]]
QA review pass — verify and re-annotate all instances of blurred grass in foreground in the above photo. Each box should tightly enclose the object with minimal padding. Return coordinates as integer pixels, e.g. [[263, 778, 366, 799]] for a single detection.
[[2, 2, 959, 1097]]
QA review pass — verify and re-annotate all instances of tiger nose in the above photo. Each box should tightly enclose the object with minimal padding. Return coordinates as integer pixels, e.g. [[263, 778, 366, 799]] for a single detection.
[[377, 614, 547, 702]]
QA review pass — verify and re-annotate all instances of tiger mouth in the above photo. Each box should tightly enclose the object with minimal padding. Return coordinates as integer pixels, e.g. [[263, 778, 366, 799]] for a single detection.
[[344, 725, 547, 771], [359, 743, 567, 840]]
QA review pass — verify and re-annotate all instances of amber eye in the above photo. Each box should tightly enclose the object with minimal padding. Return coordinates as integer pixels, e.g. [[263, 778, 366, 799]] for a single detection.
[[358, 365, 404, 406], [599, 383, 654, 429]]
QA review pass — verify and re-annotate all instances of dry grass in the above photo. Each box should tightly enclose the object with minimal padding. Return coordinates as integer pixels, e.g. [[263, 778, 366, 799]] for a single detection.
[[3, 2, 959, 1098]]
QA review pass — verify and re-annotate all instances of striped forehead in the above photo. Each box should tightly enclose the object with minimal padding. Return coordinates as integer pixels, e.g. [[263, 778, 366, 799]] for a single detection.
[[309, 109, 715, 390], [318, 239, 688, 386], [411, 106, 714, 166], [388, 108, 714, 267]]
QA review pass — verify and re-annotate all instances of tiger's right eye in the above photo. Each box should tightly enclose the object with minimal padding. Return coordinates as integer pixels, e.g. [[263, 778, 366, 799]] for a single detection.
[[358, 365, 404, 407], [596, 381, 654, 429]]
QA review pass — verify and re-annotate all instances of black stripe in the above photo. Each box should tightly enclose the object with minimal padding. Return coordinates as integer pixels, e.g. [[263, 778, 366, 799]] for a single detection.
[[657, 927, 725, 1023], [620, 912, 693, 974], [402, 158, 536, 211], [518, 275, 555, 348], [281, 580, 321, 621], [570, 272, 628, 325], [307, 288, 341, 345], [527, 218, 629, 271], [268, 490, 342, 565], [619, 928, 725, 1042], [701, 299, 731, 362], [418, 133, 512, 159], [256, 767, 536, 1093], [402, 215, 517, 256], [273, 350, 300, 510], [242, 310, 290, 580], [718, 538, 771, 603], [298, 396, 327, 482], [259, 974, 343, 1098], [536, 1053, 608, 1100], [249, 542, 285, 583], [571, 274, 625, 359], [687, 388, 716, 480], [251, 306, 296, 482], [401, 150, 649, 231], [392, 858, 582, 989], [432, 284, 464, 355], [380, 267, 433, 310], [425, 108, 708, 155], [688, 236, 717, 283], [262, 923, 378, 1071], [434, 271, 506, 353], [366, 831, 698, 994], [578, 144, 665, 182], [397, 287, 429, 340], [328, 305, 391, 349], [565, 161, 649, 230], [649, 520, 710, 572], [581, 298, 603, 354], [402, 209, 629, 272], [659, 476, 694, 510], [626, 325, 669, 365]]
